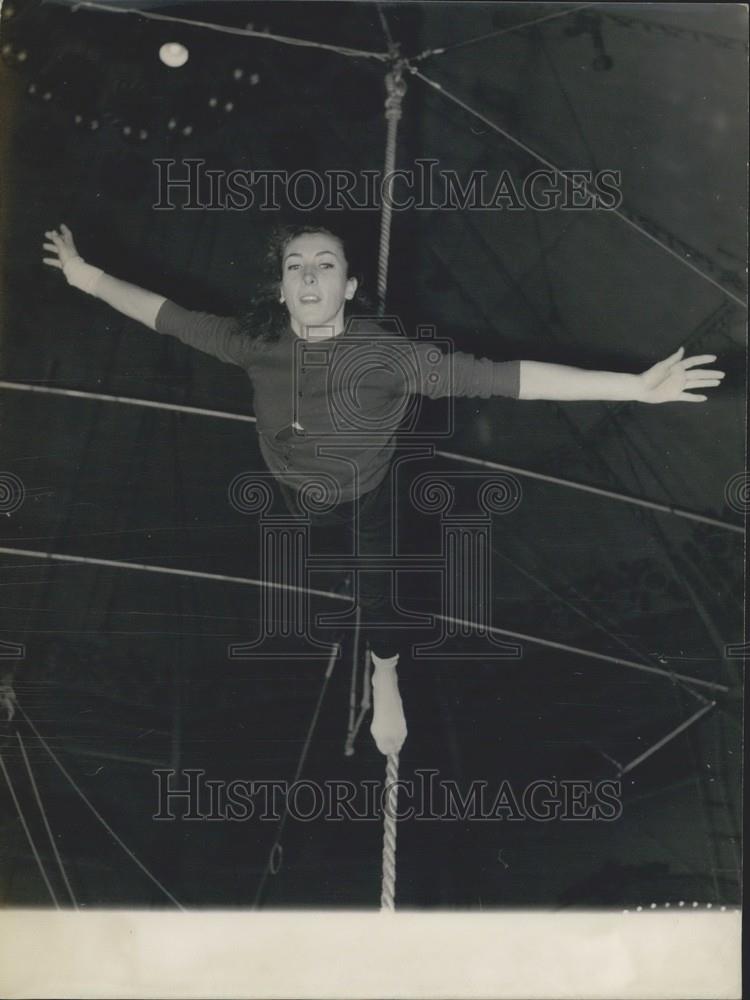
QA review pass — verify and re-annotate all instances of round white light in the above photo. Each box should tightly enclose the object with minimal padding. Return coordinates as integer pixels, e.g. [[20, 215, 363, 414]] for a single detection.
[[159, 42, 188, 68]]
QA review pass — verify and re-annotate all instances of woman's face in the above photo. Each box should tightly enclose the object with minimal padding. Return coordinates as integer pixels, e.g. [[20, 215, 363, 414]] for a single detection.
[[279, 231, 358, 339]]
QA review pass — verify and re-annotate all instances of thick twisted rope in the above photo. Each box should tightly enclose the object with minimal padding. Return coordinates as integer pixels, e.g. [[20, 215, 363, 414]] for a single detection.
[[376, 54, 405, 909], [380, 752, 400, 910], [377, 66, 407, 315]]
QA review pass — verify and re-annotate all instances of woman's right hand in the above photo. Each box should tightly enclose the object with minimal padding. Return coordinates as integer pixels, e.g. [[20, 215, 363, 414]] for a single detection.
[[42, 224, 81, 271]]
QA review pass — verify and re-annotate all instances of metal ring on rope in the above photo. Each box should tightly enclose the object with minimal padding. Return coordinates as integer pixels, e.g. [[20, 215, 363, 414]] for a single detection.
[[269, 842, 284, 875]]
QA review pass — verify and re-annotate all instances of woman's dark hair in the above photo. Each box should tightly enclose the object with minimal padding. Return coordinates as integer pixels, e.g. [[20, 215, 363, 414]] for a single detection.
[[237, 222, 372, 346]]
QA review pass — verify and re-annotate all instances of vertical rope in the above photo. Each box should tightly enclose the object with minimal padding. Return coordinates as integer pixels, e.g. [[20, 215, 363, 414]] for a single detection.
[[380, 752, 399, 910], [377, 64, 407, 315], [374, 52, 406, 892], [253, 643, 339, 908], [345, 641, 372, 755], [344, 604, 361, 755]]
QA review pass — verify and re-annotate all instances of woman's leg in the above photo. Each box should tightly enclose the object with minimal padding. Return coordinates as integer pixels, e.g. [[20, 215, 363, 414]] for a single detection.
[[355, 475, 407, 755], [278, 474, 407, 755]]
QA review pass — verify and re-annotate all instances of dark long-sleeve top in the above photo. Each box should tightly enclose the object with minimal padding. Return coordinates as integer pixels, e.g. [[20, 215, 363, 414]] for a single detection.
[[155, 300, 520, 502]]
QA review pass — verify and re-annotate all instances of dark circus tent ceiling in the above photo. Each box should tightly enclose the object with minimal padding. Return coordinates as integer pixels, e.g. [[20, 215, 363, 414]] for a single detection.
[[0, 1, 745, 915]]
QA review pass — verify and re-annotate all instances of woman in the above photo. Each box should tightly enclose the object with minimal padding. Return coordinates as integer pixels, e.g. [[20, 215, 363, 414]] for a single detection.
[[42, 222, 725, 754]]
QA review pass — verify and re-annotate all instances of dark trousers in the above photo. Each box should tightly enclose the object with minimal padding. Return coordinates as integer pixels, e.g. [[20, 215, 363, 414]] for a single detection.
[[277, 471, 402, 659]]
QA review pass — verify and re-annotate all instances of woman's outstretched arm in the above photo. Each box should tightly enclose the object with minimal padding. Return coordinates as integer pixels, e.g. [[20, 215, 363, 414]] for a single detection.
[[519, 348, 725, 404], [410, 342, 724, 405], [43, 224, 252, 367], [42, 224, 166, 331]]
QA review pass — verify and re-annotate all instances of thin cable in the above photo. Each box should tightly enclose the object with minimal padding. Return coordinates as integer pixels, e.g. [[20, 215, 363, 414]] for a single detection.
[[434, 451, 743, 534], [491, 537, 688, 688], [409, 3, 597, 63], [16, 730, 78, 908], [344, 604, 362, 755], [0, 543, 731, 691], [1, 380, 741, 532], [71, 2, 390, 61], [252, 643, 339, 908], [345, 644, 373, 755], [609, 417, 734, 676], [0, 380, 258, 423], [431, 614, 728, 693], [0, 544, 347, 602], [620, 701, 716, 775], [410, 68, 748, 310], [15, 701, 185, 910], [0, 751, 60, 907], [376, 3, 397, 53]]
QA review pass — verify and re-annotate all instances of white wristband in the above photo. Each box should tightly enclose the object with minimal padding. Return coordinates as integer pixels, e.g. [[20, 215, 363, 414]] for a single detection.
[[63, 256, 104, 295]]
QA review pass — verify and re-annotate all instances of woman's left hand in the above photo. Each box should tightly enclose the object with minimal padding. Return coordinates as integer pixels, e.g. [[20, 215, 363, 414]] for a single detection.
[[638, 346, 725, 403]]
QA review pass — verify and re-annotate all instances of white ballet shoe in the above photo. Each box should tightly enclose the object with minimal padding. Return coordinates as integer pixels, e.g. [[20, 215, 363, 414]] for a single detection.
[[369, 652, 407, 756]]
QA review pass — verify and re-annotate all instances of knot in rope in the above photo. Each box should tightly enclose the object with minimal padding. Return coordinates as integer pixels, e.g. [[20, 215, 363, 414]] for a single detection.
[[377, 62, 407, 314], [384, 63, 408, 121]]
